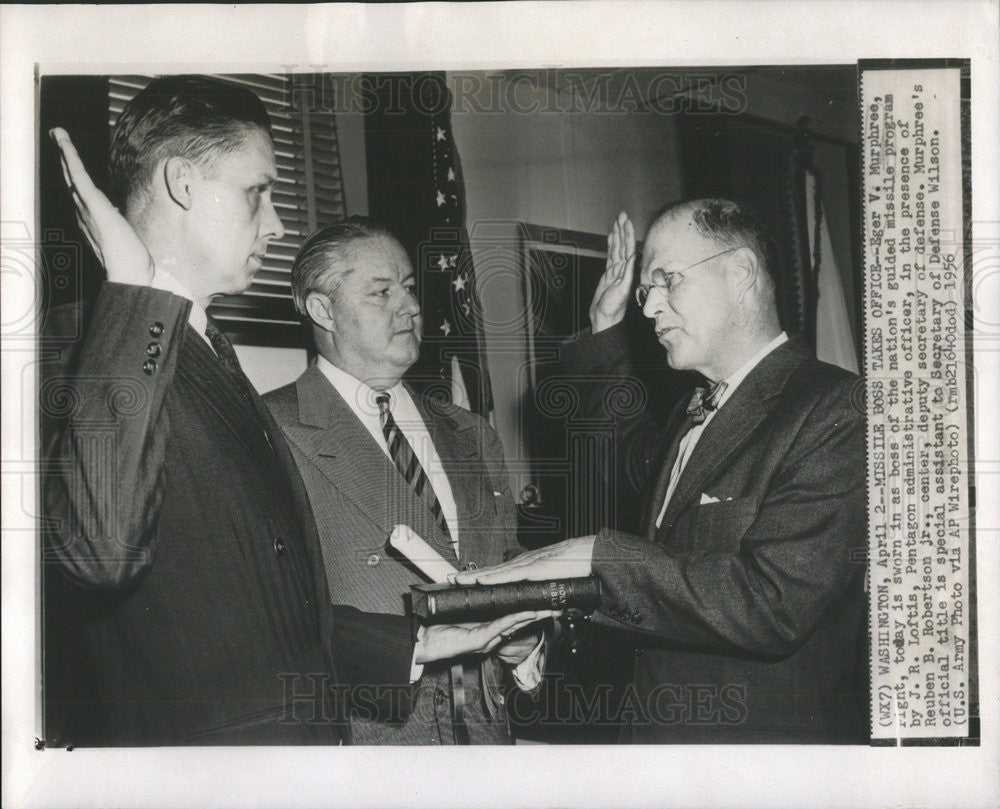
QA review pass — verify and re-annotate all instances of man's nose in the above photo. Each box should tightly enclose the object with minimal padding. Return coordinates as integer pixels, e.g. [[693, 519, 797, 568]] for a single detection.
[[398, 288, 421, 318], [260, 197, 285, 241], [642, 288, 665, 320]]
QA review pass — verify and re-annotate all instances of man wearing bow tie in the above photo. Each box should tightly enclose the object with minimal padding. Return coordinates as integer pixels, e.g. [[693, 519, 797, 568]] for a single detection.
[[264, 219, 548, 744], [455, 200, 868, 744]]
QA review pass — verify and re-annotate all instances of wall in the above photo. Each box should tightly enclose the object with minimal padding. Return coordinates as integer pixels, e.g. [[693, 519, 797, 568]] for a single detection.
[[449, 70, 685, 483]]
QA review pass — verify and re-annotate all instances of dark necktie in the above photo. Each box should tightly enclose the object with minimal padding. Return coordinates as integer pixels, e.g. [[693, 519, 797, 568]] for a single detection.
[[205, 316, 275, 453], [376, 392, 451, 541], [685, 380, 728, 424], [205, 316, 245, 377]]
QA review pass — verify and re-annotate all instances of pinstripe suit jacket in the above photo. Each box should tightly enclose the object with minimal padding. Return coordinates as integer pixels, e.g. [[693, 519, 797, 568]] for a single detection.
[[265, 365, 521, 744], [42, 283, 343, 746]]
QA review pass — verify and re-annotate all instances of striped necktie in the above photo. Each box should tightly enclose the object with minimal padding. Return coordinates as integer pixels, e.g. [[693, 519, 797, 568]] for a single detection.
[[376, 392, 451, 541]]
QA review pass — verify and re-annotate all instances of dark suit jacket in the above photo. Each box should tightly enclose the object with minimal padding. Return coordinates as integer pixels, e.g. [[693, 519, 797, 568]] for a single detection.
[[42, 282, 345, 746], [265, 365, 521, 744], [563, 325, 868, 743]]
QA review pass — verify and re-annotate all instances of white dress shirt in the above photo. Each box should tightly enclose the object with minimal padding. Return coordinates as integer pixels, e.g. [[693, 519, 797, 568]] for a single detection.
[[655, 332, 789, 528]]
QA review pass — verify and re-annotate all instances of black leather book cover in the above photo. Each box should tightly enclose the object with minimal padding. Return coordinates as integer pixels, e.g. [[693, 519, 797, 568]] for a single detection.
[[410, 577, 602, 623]]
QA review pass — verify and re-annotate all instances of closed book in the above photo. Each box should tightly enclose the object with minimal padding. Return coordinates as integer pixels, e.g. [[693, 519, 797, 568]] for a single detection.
[[410, 577, 602, 623]]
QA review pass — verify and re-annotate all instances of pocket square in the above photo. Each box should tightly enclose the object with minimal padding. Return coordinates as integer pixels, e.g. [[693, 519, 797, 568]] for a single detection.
[[699, 492, 733, 505]]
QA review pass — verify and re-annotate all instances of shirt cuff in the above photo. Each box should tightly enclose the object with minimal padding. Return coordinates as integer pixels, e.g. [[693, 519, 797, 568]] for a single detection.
[[409, 624, 426, 683], [510, 633, 546, 692]]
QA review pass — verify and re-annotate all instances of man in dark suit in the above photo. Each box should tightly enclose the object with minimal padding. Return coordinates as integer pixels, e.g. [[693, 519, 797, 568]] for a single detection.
[[265, 219, 549, 744], [42, 78, 464, 746], [455, 201, 868, 744]]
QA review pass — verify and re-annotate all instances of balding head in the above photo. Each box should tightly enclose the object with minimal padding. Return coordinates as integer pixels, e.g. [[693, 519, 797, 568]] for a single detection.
[[638, 198, 782, 381], [648, 198, 780, 300]]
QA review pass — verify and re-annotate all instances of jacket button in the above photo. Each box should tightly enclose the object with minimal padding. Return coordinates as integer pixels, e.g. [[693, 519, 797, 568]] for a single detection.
[[142, 358, 157, 375], [273, 537, 286, 556], [366, 553, 380, 567], [149, 321, 164, 338], [462, 562, 478, 571], [631, 612, 643, 624], [146, 342, 161, 358]]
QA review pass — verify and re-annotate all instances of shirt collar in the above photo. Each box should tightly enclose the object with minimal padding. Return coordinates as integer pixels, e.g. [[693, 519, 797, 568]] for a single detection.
[[714, 331, 788, 410], [315, 354, 406, 418], [149, 267, 209, 339]]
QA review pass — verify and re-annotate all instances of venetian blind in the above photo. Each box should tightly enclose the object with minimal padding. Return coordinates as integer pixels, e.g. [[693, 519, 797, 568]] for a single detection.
[[109, 74, 346, 346]]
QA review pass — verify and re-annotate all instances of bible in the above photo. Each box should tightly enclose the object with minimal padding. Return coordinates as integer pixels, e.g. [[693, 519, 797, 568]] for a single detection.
[[410, 577, 602, 623]]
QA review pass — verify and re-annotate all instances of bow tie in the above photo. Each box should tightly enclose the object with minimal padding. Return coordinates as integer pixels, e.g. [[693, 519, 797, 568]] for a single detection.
[[685, 381, 728, 424]]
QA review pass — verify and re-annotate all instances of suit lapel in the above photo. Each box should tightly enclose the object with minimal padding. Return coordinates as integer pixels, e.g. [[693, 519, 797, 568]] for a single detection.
[[179, 326, 292, 505], [639, 401, 692, 540], [657, 339, 810, 534], [280, 366, 401, 535], [282, 369, 459, 564]]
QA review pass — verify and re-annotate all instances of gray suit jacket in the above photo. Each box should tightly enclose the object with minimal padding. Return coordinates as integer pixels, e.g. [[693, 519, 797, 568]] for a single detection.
[[564, 325, 868, 743], [265, 365, 521, 744]]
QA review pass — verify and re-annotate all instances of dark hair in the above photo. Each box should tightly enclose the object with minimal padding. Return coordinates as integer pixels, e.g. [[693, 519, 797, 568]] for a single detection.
[[651, 198, 780, 288], [109, 75, 272, 209], [291, 216, 398, 314]]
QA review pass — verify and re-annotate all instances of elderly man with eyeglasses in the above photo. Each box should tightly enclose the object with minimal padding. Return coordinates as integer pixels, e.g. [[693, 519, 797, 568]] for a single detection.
[[454, 199, 868, 745]]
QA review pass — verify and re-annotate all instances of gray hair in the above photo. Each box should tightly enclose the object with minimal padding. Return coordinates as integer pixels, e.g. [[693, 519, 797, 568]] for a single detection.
[[291, 216, 398, 315]]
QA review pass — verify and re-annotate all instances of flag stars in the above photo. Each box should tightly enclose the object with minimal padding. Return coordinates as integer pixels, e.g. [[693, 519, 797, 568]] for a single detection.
[[436, 190, 446, 207], [436, 127, 447, 142], [452, 274, 467, 292], [447, 167, 456, 183], [461, 302, 472, 317], [437, 254, 450, 271], [440, 319, 453, 337]]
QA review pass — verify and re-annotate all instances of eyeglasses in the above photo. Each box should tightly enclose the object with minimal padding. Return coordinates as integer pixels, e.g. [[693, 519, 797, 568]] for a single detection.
[[634, 247, 738, 307]]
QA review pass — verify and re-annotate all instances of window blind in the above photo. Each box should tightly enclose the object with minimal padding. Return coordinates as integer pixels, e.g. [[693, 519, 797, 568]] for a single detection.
[[109, 74, 346, 347]]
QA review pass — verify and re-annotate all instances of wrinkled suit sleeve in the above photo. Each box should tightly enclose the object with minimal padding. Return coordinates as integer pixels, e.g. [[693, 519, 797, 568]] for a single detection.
[[43, 282, 190, 590], [558, 323, 674, 504], [590, 379, 865, 659]]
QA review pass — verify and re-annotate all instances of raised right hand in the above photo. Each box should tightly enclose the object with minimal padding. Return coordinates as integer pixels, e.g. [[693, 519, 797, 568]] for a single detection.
[[415, 610, 555, 664], [50, 127, 154, 286], [588, 211, 636, 333]]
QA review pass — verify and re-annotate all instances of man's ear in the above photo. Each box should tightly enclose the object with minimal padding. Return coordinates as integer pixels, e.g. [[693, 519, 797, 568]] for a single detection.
[[305, 291, 335, 332], [729, 246, 760, 301], [163, 156, 195, 210]]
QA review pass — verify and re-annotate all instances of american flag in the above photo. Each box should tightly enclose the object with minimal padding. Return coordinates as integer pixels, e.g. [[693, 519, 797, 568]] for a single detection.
[[363, 73, 493, 418]]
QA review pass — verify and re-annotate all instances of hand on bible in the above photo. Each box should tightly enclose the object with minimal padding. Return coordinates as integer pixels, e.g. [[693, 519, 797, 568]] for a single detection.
[[415, 610, 555, 664], [589, 211, 636, 333], [497, 628, 544, 667], [50, 127, 154, 287], [450, 536, 597, 587]]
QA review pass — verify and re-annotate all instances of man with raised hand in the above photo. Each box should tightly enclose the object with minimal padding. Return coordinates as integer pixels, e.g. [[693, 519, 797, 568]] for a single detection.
[[455, 202, 868, 744], [42, 77, 537, 746]]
